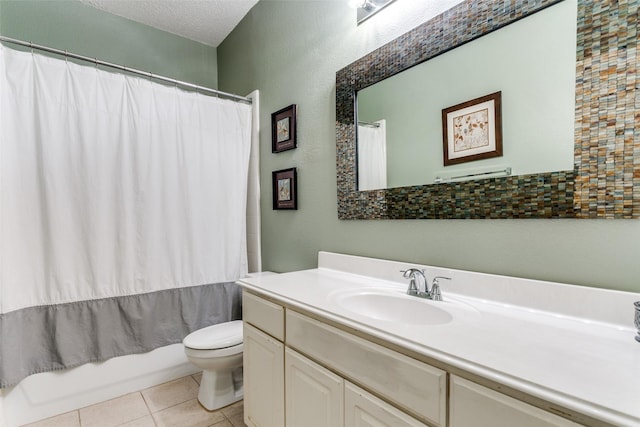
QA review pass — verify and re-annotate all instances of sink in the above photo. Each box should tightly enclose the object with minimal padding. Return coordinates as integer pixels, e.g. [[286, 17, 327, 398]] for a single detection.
[[334, 291, 453, 325]]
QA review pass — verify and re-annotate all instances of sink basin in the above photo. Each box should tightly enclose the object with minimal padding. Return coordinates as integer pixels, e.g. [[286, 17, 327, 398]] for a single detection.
[[335, 291, 453, 325]]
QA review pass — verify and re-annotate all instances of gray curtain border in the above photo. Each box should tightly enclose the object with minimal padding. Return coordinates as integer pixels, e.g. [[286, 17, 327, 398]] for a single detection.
[[0, 282, 242, 388]]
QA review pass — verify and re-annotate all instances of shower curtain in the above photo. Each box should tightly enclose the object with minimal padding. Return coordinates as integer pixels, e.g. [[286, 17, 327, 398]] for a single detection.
[[357, 120, 387, 190], [0, 45, 252, 387]]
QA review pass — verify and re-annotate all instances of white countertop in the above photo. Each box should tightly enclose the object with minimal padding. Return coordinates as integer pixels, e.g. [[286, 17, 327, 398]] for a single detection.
[[238, 254, 640, 427]]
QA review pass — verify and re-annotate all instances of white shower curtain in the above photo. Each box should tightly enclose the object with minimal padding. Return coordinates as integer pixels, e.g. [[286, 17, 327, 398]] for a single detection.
[[0, 45, 252, 387], [357, 120, 387, 191]]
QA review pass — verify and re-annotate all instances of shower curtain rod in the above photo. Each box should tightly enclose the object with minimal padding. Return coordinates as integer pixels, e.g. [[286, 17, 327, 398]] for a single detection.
[[0, 35, 252, 104]]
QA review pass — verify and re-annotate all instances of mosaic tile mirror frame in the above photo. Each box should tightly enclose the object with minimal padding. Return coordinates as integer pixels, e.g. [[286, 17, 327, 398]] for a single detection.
[[336, 0, 639, 219]]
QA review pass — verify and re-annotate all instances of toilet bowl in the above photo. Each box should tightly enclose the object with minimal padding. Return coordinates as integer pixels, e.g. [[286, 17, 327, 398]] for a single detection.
[[183, 320, 244, 411]]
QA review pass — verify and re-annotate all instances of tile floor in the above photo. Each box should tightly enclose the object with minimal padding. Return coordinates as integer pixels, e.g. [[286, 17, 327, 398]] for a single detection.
[[22, 373, 246, 427]]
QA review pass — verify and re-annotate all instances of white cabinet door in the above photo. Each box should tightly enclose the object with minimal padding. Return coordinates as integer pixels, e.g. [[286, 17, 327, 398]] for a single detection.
[[450, 376, 581, 427], [244, 323, 285, 427], [285, 348, 344, 427], [345, 382, 429, 427]]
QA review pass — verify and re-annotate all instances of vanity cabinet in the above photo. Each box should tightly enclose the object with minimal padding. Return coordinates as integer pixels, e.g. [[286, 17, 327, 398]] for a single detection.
[[243, 291, 582, 427]]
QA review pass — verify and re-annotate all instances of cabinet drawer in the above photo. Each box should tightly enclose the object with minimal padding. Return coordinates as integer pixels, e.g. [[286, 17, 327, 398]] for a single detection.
[[243, 291, 284, 341], [286, 310, 447, 427], [450, 376, 581, 427]]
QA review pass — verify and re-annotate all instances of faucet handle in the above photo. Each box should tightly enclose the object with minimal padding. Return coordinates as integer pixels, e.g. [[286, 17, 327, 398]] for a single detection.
[[431, 276, 451, 301]]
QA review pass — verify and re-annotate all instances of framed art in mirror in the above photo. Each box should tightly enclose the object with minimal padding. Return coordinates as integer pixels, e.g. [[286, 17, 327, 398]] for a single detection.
[[442, 91, 503, 166]]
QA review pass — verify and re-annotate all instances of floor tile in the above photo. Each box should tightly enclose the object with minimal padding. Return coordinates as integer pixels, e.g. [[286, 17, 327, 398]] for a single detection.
[[220, 401, 242, 419], [225, 412, 245, 427], [142, 376, 199, 413], [192, 372, 203, 385], [152, 399, 225, 427], [22, 411, 80, 427], [117, 415, 156, 427], [209, 421, 232, 427], [79, 393, 149, 427]]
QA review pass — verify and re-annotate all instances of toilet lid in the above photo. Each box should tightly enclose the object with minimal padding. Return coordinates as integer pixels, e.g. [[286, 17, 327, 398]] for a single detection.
[[183, 320, 243, 350]]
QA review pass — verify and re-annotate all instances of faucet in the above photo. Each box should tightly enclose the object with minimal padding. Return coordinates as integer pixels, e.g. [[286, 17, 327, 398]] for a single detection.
[[401, 268, 430, 298], [401, 269, 451, 301]]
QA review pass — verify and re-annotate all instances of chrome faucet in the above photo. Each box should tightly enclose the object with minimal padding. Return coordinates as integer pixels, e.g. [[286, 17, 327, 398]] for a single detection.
[[401, 268, 430, 298], [401, 269, 451, 301]]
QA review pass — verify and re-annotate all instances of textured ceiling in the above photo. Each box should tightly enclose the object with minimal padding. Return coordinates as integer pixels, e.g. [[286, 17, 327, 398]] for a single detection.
[[80, 0, 259, 47]]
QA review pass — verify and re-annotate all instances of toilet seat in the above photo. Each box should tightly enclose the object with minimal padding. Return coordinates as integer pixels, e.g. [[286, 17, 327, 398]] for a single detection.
[[184, 342, 243, 359], [183, 320, 243, 350]]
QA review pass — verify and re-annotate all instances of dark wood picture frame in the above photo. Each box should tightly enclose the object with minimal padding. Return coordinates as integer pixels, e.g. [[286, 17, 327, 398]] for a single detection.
[[272, 168, 298, 210], [442, 91, 503, 166], [271, 104, 297, 153]]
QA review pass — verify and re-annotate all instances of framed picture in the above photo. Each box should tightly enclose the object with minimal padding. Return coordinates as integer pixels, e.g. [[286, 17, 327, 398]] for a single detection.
[[271, 104, 297, 153], [272, 167, 297, 210], [442, 91, 502, 166]]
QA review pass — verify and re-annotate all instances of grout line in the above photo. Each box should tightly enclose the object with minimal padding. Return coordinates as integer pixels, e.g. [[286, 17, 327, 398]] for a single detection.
[[139, 389, 153, 414], [153, 397, 198, 415], [148, 412, 158, 427], [112, 412, 156, 427]]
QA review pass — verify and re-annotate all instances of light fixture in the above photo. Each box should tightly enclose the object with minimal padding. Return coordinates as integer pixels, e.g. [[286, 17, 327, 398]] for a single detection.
[[353, 0, 396, 25]]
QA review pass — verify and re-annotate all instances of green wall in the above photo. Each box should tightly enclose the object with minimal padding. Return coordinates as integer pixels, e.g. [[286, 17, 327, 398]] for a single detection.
[[0, 0, 218, 89], [218, 0, 640, 293]]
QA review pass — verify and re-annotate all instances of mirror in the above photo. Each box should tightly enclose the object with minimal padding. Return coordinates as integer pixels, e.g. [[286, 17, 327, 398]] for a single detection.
[[356, 0, 577, 190], [336, 0, 638, 219]]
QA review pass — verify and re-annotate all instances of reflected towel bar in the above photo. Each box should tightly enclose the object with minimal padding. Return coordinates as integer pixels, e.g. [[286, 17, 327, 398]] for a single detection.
[[357, 121, 381, 128]]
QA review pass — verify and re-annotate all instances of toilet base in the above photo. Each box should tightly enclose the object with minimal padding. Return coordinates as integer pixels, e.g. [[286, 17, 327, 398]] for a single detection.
[[198, 367, 244, 411]]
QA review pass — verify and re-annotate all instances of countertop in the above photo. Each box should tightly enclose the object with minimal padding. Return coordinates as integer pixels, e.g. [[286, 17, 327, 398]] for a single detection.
[[238, 265, 640, 427]]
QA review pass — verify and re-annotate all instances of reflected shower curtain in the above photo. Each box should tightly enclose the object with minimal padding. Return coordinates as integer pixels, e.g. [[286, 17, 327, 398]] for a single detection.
[[0, 45, 252, 387], [357, 120, 387, 190]]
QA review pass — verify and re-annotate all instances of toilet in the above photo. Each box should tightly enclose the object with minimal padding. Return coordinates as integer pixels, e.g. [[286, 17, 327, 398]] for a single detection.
[[183, 320, 244, 411]]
